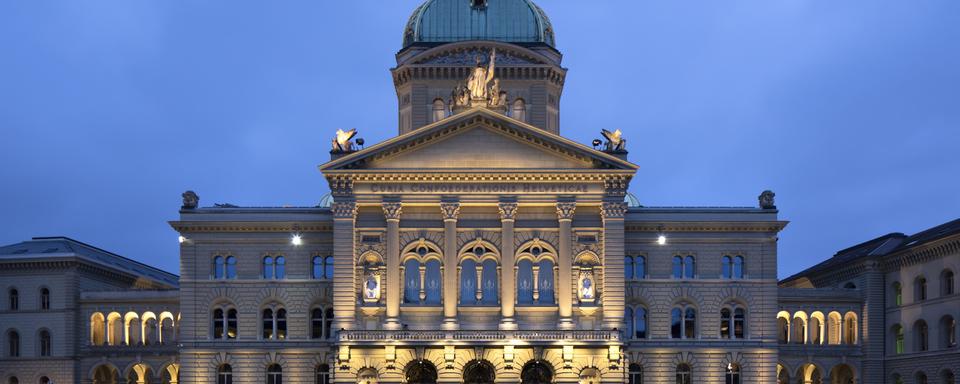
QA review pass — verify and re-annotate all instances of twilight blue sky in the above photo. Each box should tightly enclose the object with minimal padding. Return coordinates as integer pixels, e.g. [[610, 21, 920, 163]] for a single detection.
[[1, 1, 958, 278]]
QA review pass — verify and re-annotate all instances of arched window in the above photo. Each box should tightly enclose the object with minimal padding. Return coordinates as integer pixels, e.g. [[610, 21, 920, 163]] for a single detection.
[[266, 364, 282, 384], [324, 256, 334, 279], [8, 330, 19, 357], [671, 305, 696, 339], [827, 312, 842, 345], [672, 256, 695, 279], [628, 363, 643, 384], [943, 269, 955, 296], [402, 241, 442, 305], [726, 364, 741, 384], [312, 256, 323, 279], [263, 256, 274, 279], [676, 363, 692, 384], [311, 307, 335, 340], [892, 373, 903, 384], [40, 288, 50, 310], [262, 307, 286, 340], [720, 305, 746, 339], [520, 360, 553, 384], [733, 256, 744, 279], [843, 282, 856, 289], [635, 255, 645, 279], [405, 359, 438, 384], [516, 241, 556, 305], [635, 307, 647, 339], [684, 256, 695, 278], [625, 256, 634, 279], [39, 377, 50, 384], [432, 98, 446, 123], [8, 378, 17, 384], [511, 98, 526, 122], [213, 256, 225, 279], [316, 364, 331, 384], [142, 312, 158, 345], [276, 256, 286, 279], [810, 312, 824, 345], [517, 259, 535, 304], [893, 324, 904, 354], [212, 306, 238, 340], [480, 259, 498, 305], [538, 259, 555, 304], [843, 312, 858, 345], [916, 372, 928, 384], [460, 259, 478, 305], [8, 289, 18, 311], [777, 316, 789, 344], [225, 256, 236, 279], [916, 319, 929, 351], [792, 313, 807, 344], [722, 256, 732, 279], [39, 329, 50, 356], [941, 370, 955, 384], [91, 312, 106, 345], [916, 276, 928, 301], [943, 315, 957, 348], [217, 364, 232, 384], [893, 282, 902, 306]]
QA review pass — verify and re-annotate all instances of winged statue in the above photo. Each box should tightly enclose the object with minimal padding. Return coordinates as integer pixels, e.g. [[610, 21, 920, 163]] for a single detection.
[[332, 128, 358, 152], [601, 129, 626, 152]]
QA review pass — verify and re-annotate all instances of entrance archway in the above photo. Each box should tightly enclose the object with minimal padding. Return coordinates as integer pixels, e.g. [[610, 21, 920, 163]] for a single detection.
[[520, 360, 554, 384], [795, 363, 822, 384], [829, 364, 855, 384], [93, 365, 119, 384], [404, 360, 438, 384], [463, 360, 495, 384]]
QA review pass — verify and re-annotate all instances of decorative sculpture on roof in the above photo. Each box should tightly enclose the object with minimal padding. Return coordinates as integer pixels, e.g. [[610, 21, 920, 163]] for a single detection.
[[331, 128, 358, 153], [467, 48, 496, 100], [181, 190, 199, 210], [451, 48, 509, 113], [601, 129, 626, 152], [759, 190, 776, 209]]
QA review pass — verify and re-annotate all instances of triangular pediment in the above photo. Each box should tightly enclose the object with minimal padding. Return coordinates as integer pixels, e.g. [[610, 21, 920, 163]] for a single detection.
[[320, 108, 638, 174]]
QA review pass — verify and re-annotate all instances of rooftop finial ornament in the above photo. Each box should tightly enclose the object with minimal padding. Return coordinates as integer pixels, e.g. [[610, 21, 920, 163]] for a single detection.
[[759, 190, 777, 210], [181, 190, 199, 210], [601, 129, 626, 152], [331, 128, 358, 153]]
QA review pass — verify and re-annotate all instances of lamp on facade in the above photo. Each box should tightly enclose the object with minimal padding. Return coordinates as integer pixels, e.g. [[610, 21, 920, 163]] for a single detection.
[[657, 225, 667, 246], [178, 235, 187, 244], [291, 234, 303, 246]]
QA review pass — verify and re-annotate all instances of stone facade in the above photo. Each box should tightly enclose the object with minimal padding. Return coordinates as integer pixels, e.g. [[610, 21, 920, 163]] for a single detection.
[[1, 1, 958, 384]]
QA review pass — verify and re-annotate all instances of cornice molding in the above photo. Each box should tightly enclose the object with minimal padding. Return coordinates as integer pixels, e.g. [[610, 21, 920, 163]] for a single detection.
[[171, 222, 333, 233], [624, 222, 788, 233]]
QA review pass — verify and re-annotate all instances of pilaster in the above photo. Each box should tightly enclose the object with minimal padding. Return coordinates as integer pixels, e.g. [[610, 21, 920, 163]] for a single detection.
[[499, 201, 518, 330], [441, 201, 461, 330], [383, 201, 403, 330], [332, 200, 358, 330], [556, 201, 576, 329], [601, 201, 627, 329]]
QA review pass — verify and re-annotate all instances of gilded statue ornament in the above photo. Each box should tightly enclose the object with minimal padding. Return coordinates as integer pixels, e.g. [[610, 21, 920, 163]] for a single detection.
[[601, 129, 626, 152], [331, 128, 358, 153]]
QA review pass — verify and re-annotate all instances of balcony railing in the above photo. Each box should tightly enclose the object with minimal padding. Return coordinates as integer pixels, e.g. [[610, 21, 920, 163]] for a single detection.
[[338, 329, 619, 345]]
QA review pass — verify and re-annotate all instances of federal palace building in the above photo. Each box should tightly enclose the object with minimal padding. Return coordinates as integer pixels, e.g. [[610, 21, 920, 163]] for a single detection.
[[1, 0, 958, 383]]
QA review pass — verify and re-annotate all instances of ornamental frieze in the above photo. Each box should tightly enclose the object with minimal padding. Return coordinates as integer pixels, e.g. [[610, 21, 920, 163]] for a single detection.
[[358, 182, 599, 194]]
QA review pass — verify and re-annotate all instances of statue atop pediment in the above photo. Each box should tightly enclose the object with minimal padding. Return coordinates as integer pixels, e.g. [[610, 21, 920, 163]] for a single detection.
[[451, 48, 508, 114]]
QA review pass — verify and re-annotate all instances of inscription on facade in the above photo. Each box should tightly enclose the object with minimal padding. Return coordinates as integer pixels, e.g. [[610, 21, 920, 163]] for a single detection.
[[361, 183, 597, 194]]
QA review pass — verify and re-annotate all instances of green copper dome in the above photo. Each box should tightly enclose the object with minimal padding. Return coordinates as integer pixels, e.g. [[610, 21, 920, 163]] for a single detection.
[[403, 0, 555, 48]]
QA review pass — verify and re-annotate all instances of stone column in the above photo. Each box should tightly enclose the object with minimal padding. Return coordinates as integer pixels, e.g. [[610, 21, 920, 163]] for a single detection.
[[441, 201, 461, 330], [556, 201, 577, 329], [332, 200, 358, 331], [383, 202, 403, 330], [498, 202, 518, 330], [601, 201, 627, 329]]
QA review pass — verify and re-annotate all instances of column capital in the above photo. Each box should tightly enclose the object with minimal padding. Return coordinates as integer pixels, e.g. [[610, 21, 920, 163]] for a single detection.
[[601, 201, 627, 219], [440, 202, 461, 222], [498, 202, 518, 221], [556, 202, 577, 221], [331, 201, 357, 219], [382, 202, 403, 221]]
